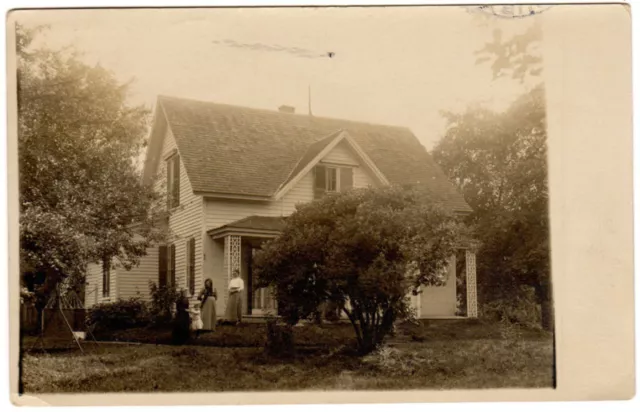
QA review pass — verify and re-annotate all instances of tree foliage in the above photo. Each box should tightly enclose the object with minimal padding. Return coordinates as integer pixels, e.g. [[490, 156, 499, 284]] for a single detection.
[[433, 23, 552, 329], [17, 23, 166, 296], [475, 21, 543, 83], [254, 186, 467, 354]]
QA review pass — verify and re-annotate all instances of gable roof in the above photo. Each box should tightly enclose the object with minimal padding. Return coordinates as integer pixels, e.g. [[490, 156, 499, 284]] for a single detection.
[[146, 95, 472, 213], [279, 129, 342, 189]]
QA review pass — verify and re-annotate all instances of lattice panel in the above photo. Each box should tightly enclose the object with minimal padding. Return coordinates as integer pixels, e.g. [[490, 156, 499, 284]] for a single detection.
[[465, 249, 478, 318], [229, 235, 242, 277], [223, 235, 242, 305]]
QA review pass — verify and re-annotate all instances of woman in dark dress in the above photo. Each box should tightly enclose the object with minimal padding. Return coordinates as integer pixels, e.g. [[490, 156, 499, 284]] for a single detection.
[[197, 278, 217, 336]]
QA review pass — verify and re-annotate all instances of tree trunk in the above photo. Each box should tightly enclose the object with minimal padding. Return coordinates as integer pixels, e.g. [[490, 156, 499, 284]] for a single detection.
[[359, 325, 377, 355], [354, 309, 397, 355]]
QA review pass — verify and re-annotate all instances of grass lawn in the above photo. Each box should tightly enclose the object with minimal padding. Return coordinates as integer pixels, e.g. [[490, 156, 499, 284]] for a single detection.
[[21, 319, 554, 393]]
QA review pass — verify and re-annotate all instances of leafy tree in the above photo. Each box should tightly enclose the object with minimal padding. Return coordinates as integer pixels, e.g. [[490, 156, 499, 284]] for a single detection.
[[254, 186, 467, 354], [433, 22, 552, 330], [17, 23, 165, 308], [475, 21, 543, 83]]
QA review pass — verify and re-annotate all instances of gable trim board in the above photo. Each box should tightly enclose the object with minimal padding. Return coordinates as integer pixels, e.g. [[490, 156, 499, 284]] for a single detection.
[[196, 192, 272, 201], [141, 102, 168, 186]]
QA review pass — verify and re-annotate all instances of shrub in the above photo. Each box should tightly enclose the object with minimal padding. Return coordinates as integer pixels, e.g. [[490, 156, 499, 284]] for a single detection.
[[87, 297, 150, 334], [148, 281, 182, 326], [481, 285, 542, 329], [20, 287, 36, 305]]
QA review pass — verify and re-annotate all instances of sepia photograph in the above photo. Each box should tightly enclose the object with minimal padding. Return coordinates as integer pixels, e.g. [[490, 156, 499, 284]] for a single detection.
[[5, 3, 634, 403]]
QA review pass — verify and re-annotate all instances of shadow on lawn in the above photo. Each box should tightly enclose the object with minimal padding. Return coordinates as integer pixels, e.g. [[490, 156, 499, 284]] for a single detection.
[[92, 318, 551, 349]]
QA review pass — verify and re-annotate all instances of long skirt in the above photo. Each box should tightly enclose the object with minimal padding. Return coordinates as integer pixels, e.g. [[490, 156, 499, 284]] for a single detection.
[[224, 291, 243, 323], [201, 296, 217, 331]]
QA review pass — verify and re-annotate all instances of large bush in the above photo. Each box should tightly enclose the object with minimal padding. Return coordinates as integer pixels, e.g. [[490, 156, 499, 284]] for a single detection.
[[87, 297, 150, 334], [254, 185, 468, 355], [481, 285, 541, 329]]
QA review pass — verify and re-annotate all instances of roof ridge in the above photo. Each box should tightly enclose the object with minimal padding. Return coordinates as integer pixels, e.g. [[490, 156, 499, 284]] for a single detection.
[[157, 95, 413, 131]]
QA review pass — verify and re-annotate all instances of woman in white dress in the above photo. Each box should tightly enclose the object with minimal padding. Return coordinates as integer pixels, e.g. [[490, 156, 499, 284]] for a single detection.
[[224, 269, 244, 325]]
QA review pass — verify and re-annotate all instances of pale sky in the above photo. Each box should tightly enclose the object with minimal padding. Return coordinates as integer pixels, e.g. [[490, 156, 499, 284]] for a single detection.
[[17, 7, 535, 150]]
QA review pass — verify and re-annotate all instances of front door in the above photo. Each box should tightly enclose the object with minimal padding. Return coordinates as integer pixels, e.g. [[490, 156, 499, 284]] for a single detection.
[[247, 247, 278, 315]]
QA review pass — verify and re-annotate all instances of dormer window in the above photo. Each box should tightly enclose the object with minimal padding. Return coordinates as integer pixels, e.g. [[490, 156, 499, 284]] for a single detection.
[[166, 154, 180, 209], [314, 165, 353, 198]]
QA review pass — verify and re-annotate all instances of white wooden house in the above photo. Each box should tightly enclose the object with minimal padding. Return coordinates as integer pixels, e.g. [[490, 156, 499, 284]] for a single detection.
[[85, 96, 478, 319]]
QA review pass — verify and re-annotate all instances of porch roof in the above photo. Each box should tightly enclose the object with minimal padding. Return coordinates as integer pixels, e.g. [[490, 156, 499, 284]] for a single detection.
[[207, 215, 287, 239]]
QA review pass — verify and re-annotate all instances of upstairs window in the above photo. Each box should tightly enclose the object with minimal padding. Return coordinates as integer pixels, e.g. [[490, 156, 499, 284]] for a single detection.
[[166, 154, 181, 210], [314, 165, 354, 199]]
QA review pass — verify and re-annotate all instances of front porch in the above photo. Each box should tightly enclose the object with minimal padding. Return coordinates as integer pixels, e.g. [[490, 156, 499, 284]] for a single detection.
[[208, 216, 285, 318], [207, 215, 478, 320]]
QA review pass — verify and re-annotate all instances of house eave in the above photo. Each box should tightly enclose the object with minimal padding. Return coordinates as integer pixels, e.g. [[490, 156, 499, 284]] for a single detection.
[[207, 227, 282, 240], [196, 191, 273, 201]]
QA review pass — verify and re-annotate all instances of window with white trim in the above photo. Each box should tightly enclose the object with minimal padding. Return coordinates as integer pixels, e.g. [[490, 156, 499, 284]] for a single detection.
[[314, 165, 354, 198]]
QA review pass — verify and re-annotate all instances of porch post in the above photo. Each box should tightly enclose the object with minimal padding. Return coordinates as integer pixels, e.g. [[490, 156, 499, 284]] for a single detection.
[[465, 245, 478, 318], [223, 235, 242, 306]]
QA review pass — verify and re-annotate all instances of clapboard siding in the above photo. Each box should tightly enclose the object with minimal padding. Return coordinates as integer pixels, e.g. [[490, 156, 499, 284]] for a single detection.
[[84, 260, 117, 307], [322, 141, 357, 165], [84, 263, 101, 308], [205, 172, 313, 229], [116, 246, 160, 301], [354, 165, 378, 188]]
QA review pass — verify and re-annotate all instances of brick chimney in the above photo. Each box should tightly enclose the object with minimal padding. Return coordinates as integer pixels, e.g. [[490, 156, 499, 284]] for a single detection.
[[278, 105, 295, 114]]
